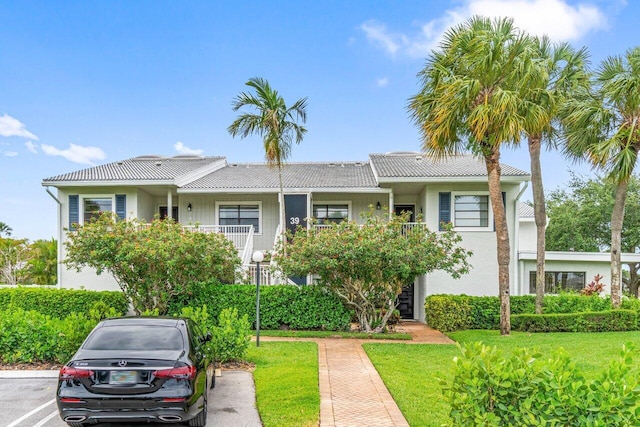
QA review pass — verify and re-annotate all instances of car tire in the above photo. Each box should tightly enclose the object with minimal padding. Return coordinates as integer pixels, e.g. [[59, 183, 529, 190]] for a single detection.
[[188, 397, 207, 427]]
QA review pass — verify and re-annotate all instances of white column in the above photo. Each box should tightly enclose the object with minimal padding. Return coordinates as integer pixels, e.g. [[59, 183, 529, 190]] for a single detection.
[[167, 190, 173, 219]]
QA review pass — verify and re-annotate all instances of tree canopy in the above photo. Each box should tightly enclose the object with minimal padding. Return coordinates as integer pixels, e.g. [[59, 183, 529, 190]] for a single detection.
[[274, 211, 471, 333], [546, 174, 640, 296], [64, 214, 242, 314]]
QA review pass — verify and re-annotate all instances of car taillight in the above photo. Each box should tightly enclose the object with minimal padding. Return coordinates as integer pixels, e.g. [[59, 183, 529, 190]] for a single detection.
[[59, 366, 94, 380], [154, 365, 196, 380]]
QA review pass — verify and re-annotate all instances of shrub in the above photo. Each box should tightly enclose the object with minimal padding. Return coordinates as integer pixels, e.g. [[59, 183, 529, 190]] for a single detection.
[[211, 307, 251, 363], [425, 294, 621, 332], [512, 310, 638, 333], [0, 301, 113, 364], [444, 343, 640, 426], [176, 305, 251, 363], [424, 295, 472, 332], [168, 283, 352, 331], [0, 287, 128, 318]]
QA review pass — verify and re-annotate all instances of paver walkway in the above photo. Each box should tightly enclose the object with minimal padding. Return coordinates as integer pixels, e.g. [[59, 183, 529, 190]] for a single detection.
[[264, 320, 453, 427]]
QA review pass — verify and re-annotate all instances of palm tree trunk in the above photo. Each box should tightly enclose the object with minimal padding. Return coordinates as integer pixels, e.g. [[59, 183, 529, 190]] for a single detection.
[[529, 135, 546, 314], [611, 180, 628, 308], [278, 165, 286, 256], [485, 147, 511, 335]]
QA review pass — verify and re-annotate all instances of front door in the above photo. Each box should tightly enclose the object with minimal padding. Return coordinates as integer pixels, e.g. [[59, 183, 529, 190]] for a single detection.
[[394, 205, 415, 222], [159, 206, 179, 222], [397, 282, 414, 319]]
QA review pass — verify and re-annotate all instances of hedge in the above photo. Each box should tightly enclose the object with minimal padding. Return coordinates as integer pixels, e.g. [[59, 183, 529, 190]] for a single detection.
[[425, 294, 627, 332], [0, 287, 129, 318], [512, 309, 638, 333], [168, 282, 353, 331]]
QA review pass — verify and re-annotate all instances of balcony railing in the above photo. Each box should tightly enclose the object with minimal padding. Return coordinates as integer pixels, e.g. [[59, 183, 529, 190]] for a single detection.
[[182, 225, 253, 251]]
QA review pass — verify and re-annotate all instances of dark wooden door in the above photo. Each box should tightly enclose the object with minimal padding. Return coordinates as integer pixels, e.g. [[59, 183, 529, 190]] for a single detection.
[[397, 282, 414, 319]]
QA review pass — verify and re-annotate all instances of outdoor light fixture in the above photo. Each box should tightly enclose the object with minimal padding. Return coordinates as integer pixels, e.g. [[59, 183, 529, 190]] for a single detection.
[[187, 203, 192, 212], [376, 201, 381, 210], [252, 251, 264, 347]]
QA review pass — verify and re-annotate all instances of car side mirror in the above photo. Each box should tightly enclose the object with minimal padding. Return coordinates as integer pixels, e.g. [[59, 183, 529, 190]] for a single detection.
[[202, 331, 212, 343]]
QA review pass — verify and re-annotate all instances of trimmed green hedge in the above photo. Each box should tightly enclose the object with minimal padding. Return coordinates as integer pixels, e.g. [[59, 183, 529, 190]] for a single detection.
[[425, 294, 629, 332], [0, 287, 129, 318], [168, 283, 353, 331], [512, 309, 638, 332]]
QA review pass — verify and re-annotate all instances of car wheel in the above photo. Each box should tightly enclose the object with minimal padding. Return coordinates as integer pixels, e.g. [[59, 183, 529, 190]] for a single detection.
[[189, 394, 207, 427]]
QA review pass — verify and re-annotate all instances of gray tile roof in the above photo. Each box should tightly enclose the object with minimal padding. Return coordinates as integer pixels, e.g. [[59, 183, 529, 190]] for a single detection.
[[369, 152, 529, 178], [185, 162, 378, 189], [42, 156, 225, 183], [518, 202, 535, 219]]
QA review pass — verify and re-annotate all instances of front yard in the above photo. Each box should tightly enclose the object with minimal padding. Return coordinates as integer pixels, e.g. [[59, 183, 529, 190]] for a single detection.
[[246, 331, 640, 426]]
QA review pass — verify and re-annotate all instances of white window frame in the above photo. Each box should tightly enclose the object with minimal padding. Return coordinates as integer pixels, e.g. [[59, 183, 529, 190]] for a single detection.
[[451, 192, 493, 231], [215, 201, 263, 235], [81, 195, 115, 225], [312, 201, 352, 223]]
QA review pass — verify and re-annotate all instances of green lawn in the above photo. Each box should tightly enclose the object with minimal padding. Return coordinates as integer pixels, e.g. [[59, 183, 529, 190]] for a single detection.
[[245, 341, 319, 427], [364, 330, 640, 426]]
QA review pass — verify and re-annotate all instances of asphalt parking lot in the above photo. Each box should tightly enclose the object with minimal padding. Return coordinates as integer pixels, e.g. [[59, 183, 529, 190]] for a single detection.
[[0, 371, 261, 427]]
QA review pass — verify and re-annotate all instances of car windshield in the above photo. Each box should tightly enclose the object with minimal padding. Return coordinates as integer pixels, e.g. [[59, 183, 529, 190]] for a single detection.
[[83, 325, 184, 351]]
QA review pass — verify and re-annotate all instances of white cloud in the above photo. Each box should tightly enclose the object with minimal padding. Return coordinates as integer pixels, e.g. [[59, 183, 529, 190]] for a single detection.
[[41, 143, 106, 165], [173, 141, 203, 155], [0, 114, 39, 140], [25, 141, 38, 154], [376, 77, 390, 87], [3, 151, 18, 157], [361, 0, 608, 59]]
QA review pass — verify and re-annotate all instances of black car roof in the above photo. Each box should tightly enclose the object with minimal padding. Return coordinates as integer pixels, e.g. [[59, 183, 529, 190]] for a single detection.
[[99, 317, 184, 327]]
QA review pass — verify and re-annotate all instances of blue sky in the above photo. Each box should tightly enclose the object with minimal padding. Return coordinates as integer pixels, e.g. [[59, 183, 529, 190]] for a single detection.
[[1, 0, 637, 241]]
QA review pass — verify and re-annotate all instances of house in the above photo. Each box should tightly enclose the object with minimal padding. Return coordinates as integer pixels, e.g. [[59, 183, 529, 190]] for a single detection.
[[42, 152, 624, 321]]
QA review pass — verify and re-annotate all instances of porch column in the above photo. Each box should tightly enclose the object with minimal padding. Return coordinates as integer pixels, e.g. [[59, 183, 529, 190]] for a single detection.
[[388, 192, 394, 220], [167, 190, 173, 219]]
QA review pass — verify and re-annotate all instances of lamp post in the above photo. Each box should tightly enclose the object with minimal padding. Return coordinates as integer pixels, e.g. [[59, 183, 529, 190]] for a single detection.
[[252, 251, 264, 347]]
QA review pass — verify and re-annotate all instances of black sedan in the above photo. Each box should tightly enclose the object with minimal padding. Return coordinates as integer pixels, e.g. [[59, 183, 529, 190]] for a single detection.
[[56, 316, 215, 426]]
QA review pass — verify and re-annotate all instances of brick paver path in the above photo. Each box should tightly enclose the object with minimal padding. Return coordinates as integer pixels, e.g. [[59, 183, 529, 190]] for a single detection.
[[262, 321, 452, 426]]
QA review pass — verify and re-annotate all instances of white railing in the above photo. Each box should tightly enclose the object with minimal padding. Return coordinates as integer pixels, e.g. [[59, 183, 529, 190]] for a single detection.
[[247, 264, 277, 286], [313, 222, 430, 235], [182, 225, 253, 250]]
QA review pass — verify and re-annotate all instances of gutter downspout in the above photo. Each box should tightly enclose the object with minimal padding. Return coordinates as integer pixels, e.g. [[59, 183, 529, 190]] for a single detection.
[[45, 188, 63, 289], [514, 181, 529, 296]]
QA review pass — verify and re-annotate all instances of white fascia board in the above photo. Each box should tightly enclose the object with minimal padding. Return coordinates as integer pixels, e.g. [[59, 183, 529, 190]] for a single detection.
[[175, 158, 227, 187], [178, 187, 389, 194], [519, 250, 640, 263], [375, 176, 530, 184], [42, 180, 175, 187]]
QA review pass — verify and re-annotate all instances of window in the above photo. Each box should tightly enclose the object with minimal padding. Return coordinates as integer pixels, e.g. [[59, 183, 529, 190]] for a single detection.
[[313, 204, 348, 224], [529, 271, 586, 294], [454, 195, 489, 227], [83, 197, 112, 223], [219, 204, 260, 232]]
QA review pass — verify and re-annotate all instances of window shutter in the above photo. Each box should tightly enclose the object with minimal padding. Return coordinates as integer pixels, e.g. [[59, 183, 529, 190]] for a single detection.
[[438, 192, 451, 231], [116, 194, 126, 220], [69, 195, 79, 231]]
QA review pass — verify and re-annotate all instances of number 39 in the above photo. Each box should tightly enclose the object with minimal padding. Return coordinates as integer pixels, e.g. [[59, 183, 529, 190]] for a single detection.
[[289, 217, 300, 225]]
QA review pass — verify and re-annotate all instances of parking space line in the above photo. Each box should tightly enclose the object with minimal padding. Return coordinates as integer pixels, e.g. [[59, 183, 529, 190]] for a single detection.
[[6, 399, 56, 427], [33, 410, 59, 427]]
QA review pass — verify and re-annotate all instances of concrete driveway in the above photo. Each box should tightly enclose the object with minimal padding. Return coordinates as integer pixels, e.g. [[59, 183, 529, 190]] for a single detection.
[[0, 370, 261, 427]]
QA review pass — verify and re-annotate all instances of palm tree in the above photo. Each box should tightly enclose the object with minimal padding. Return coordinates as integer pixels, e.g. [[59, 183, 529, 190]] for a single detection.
[[228, 77, 308, 245], [520, 38, 590, 313], [409, 16, 546, 335], [562, 46, 640, 308], [0, 221, 12, 237]]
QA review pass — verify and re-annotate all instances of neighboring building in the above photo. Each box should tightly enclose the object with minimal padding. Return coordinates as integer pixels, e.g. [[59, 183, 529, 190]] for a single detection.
[[43, 152, 623, 321], [516, 203, 640, 296]]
